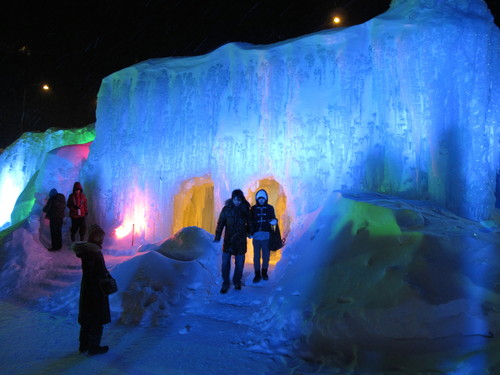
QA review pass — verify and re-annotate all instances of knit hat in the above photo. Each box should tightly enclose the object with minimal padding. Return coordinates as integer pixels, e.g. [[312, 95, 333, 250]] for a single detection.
[[256, 189, 268, 202]]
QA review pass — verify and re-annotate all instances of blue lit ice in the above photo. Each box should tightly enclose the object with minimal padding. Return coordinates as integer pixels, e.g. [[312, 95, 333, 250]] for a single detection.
[[0, 0, 499, 373]]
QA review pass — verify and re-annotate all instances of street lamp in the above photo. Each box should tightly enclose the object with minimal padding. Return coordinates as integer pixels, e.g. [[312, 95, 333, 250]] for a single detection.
[[20, 82, 51, 135]]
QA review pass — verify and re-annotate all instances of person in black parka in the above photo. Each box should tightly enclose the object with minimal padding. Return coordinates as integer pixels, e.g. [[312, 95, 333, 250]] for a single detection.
[[214, 189, 252, 294], [42, 188, 66, 251], [72, 224, 111, 355]]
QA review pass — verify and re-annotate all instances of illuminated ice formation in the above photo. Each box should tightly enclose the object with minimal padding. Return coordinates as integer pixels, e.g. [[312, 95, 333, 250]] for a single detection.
[[80, 0, 499, 245], [0, 126, 95, 229]]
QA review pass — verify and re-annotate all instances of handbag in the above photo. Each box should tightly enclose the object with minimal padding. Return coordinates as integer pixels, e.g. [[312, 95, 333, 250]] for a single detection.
[[99, 272, 118, 295], [269, 224, 285, 251]]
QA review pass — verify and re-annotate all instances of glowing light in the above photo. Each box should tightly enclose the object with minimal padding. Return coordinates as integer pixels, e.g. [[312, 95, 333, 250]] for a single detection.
[[42, 84, 50, 91], [333, 16, 341, 25], [113, 187, 149, 242], [115, 224, 133, 238], [0, 175, 23, 227]]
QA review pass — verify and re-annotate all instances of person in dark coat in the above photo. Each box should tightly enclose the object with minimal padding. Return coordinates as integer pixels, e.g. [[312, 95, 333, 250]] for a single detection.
[[250, 189, 278, 283], [42, 188, 66, 251], [72, 224, 111, 355], [67, 181, 88, 241], [214, 189, 252, 294]]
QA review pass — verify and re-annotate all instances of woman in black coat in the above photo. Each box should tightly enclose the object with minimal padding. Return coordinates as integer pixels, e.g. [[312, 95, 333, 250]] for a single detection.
[[72, 224, 111, 355], [214, 189, 252, 293]]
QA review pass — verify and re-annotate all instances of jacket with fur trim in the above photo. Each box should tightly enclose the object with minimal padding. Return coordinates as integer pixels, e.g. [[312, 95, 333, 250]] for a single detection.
[[72, 241, 111, 325]]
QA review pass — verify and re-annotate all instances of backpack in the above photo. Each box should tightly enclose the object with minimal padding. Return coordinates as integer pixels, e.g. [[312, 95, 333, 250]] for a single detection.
[[52, 194, 66, 217]]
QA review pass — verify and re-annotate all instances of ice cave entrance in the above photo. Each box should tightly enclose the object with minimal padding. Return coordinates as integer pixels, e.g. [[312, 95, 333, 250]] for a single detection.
[[172, 176, 215, 235], [246, 178, 289, 267]]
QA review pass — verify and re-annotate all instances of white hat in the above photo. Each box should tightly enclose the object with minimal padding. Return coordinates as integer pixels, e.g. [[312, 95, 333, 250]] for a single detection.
[[256, 189, 268, 202]]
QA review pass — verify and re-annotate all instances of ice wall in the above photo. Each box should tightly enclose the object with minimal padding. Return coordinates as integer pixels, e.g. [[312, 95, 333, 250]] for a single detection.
[[0, 126, 95, 229], [84, 0, 499, 243]]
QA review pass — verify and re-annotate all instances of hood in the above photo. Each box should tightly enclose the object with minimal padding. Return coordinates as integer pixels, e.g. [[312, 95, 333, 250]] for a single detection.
[[73, 182, 83, 192], [49, 188, 58, 197], [72, 241, 101, 257], [255, 189, 268, 203], [224, 198, 250, 210]]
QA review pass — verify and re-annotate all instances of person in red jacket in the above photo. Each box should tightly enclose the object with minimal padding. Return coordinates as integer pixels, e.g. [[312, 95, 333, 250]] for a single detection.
[[67, 182, 88, 241]]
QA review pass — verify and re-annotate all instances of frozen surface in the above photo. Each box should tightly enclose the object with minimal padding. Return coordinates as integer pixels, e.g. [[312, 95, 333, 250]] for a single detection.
[[1, 0, 500, 374], [1, 193, 499, 374], [80, 0, 500, 245], [0, 125, 95, 229]]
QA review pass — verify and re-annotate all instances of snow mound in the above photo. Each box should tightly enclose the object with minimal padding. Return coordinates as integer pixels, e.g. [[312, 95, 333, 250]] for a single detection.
[[109, 227, 219, 326], [264, 191, 500, 372], [157, 226, 214, 261]]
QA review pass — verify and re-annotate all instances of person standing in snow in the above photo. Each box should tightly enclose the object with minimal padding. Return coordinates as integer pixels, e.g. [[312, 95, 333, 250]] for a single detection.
[[42, 188, 66, 251], [214, 189, 252, 294], [72, 224, 111, 355], [67, 181, 88, 241], [250, 189, 278, 283]]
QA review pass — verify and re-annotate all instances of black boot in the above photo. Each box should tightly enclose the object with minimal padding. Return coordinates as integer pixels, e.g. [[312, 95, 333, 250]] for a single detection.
[[89, 345, 109, 355], [220, 284, 229, 294], [262, 268, 269, 280], [253, 271, 261, 283]]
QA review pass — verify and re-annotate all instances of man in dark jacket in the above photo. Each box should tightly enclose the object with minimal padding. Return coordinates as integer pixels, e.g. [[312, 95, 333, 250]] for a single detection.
[[72, 224, 111, 355], [67, 181, 88, 241], [214, 189, 252, 294], [42, 188, 66, 251], [250, 189, 278, 283]]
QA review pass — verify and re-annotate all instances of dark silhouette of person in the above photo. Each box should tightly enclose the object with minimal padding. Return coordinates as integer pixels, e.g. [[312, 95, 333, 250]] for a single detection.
[[72, 224, 111, 355], [214, 189, 252, 293], [67, 182, 88, 241], [42, 188, 66, 251]]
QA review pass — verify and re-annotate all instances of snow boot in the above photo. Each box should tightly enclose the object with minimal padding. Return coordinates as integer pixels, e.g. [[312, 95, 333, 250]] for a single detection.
[[262, 268, 269, 280], [89, 345, 109, 355], [253, 271, 261, 283], [220, 284, 229, 294]]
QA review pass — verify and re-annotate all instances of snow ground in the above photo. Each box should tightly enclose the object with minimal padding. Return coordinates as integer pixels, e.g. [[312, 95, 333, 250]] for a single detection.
[[1, 192, 500, 375]]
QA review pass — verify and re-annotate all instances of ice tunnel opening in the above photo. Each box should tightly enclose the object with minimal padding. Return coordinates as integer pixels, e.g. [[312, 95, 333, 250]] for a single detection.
[[172, 176, 215, 236], [246, 177, 289, 267]]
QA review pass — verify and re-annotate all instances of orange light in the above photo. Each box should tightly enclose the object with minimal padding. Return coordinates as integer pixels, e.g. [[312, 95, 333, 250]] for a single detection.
[[333, 16, 341, 25]]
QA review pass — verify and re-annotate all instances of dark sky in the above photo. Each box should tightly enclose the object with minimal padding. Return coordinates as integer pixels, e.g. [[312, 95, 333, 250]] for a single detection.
[[0, 0, 498, 149]]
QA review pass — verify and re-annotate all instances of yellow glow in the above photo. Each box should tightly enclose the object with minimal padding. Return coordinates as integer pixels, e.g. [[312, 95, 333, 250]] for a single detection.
[[333, 16, 341, 24], [42, 84, 50, 91], [172, 176, 215, 235]]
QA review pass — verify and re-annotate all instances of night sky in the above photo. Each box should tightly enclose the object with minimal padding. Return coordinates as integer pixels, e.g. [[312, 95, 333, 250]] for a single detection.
[[1, 0, 498, 149]]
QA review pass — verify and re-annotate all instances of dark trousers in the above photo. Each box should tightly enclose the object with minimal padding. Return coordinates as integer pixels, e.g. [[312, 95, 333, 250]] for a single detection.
[[79, 322, 103, 350], [221, 252, 245, 287], [253, 239, 270, 272], [49, 217, 63, 249], [71, 217, 86, 241]]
